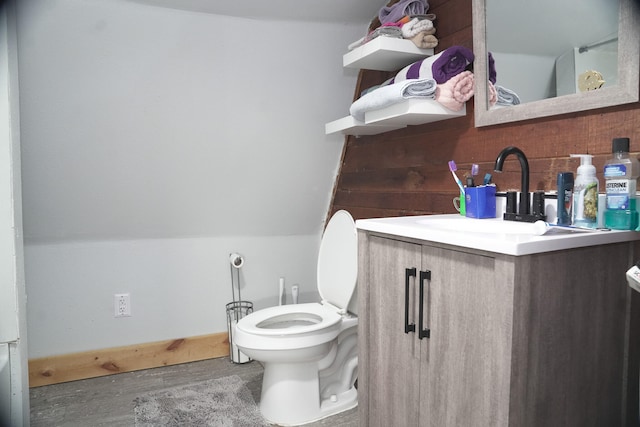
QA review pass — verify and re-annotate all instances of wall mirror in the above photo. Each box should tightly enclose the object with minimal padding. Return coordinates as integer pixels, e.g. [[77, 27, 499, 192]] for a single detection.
[[472, 0, 639, 127]]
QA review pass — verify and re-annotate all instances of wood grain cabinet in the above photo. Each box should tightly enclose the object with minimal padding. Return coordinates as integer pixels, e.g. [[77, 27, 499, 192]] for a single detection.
[[357, 231, 640, 427]]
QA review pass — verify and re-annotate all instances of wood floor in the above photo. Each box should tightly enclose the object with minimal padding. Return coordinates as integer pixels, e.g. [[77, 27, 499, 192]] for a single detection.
[[29, 357, 358, 426]]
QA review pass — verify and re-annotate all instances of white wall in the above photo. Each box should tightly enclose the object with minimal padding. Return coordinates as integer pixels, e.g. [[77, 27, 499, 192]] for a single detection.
[[25, 235, 320, 357], [17, 0, 364, 358]]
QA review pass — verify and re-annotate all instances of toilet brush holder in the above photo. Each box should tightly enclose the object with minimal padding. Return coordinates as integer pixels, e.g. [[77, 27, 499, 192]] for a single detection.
[[226, 301, 254, 364]]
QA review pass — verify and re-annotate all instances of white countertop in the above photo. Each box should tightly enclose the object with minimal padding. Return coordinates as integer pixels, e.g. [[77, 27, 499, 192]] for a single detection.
[[356, 214, 640, 256]]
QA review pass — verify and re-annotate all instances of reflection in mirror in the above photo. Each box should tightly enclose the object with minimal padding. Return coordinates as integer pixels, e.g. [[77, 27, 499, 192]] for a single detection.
[[486, 0, 618, 104], [473, 0, 639, 127]]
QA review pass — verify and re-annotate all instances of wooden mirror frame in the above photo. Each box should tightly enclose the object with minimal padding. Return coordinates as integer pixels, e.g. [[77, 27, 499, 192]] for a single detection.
[[472, 0, 640, 127]]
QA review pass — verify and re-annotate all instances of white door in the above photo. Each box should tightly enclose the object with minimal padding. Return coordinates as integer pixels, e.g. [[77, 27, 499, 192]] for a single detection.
[[1, 1, 30, 425]]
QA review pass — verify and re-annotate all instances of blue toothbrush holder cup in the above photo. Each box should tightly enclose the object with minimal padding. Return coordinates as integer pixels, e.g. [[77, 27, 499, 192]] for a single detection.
[[464, 185, 497, 219]]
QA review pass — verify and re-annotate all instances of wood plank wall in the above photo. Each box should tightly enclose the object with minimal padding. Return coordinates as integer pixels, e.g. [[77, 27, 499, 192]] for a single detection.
[[329, 0, 640, 221]]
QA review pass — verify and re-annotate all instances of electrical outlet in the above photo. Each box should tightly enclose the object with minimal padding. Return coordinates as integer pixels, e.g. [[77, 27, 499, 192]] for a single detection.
[[114, 293, 131, 317]]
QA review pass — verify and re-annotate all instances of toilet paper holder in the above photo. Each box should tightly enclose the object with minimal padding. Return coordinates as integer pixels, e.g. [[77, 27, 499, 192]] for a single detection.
[[229, 253, 244, 269]]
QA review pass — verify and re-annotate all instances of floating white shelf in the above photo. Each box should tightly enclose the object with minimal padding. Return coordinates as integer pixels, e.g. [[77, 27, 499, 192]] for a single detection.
[[325, 99, 466, 136], [325, 115, 406, 136], [343, 37, 434, 71], [330, 38, 465, 136]]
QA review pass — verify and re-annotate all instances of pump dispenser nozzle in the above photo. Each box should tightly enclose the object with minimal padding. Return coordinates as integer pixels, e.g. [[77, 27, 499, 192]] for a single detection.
[[570, 154, 596, 176]]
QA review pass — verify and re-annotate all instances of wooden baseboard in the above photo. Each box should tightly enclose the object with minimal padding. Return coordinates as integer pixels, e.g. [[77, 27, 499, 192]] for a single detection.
[[29, 332, 230, 387]]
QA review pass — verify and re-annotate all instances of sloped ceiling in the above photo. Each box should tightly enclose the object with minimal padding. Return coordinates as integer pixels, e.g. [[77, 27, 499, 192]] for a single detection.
[[17, 0, 371, 242], [133, 0, 619, 57], [127, 0, 385, 23]]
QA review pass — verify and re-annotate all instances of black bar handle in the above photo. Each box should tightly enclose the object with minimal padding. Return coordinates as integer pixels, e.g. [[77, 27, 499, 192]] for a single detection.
[[404, 267, 416, 334], [419, 270, 431, 339]]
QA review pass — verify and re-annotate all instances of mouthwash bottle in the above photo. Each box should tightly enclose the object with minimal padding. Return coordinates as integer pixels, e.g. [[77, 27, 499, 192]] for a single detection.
[[604, 137, 640, 230], [571, 154, 599, 228]]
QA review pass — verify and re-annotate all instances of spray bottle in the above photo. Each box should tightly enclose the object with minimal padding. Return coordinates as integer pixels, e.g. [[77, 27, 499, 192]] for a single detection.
[[604, 137, 640, 230], [571, 154, 599, 228]]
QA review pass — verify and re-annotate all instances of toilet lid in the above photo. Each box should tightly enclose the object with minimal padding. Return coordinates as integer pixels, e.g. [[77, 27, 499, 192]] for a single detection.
[[317, 210, 357, 311]]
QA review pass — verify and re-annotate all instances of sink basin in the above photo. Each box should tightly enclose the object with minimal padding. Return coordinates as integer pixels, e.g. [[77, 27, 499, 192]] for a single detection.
[[415, 216, 548, 236], [355, 214, 639, 256]]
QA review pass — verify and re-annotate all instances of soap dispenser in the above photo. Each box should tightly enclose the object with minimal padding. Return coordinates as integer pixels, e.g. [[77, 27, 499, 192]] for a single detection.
[[571, 154, 599, 228]]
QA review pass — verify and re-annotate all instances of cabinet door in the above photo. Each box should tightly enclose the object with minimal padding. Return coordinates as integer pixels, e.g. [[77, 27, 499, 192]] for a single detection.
[[419, 245, 513, 426], [366, 236, 422, 427]]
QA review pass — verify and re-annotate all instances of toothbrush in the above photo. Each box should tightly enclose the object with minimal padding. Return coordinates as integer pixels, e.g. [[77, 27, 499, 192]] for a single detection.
[[448, 160, 465, 193], [543, 222, 610, 232], [527, 220, 611, 236], [468, 163, 479, 187]]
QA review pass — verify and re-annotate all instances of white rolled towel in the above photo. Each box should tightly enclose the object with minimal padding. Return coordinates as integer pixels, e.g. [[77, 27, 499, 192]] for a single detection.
[[350, 78, 437, 122]]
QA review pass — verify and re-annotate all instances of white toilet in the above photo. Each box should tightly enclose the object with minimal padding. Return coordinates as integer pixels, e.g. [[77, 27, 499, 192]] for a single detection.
[[234, 210, 359, 426]]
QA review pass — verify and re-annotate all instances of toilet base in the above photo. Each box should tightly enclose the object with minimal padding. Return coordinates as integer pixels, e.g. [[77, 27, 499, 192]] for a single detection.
[[259, 361, 358, 426]]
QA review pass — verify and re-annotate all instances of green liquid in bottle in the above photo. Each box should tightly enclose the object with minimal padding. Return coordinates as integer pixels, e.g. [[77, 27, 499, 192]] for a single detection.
[[604, 197, 639, 230]]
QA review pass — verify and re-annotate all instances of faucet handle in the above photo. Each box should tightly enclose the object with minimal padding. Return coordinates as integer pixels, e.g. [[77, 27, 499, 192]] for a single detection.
[[506, 191, 517, 214], [532, 191, 545, 217]]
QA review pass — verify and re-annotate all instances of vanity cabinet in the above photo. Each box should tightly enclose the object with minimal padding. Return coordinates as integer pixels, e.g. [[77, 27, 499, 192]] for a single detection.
[[357, 231, 640, 426]]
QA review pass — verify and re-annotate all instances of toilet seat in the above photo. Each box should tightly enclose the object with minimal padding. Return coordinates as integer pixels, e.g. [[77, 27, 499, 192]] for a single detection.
[[236, 302, 341, 336], [235, 302, 345, 351]]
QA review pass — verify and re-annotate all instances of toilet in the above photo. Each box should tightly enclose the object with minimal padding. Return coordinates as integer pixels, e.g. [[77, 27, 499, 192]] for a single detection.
[[234, 210, 359, 426]]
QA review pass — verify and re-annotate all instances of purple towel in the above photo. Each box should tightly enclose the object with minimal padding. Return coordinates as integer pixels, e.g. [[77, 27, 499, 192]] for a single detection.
[[389, 46, 475, 85], [488, 52, 496, 84], [431, 46, 474, 83], [379, 0, 429, 25]]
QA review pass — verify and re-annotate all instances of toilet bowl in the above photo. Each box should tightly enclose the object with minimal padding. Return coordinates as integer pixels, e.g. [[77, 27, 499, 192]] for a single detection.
[[234, 210, 358, 426]]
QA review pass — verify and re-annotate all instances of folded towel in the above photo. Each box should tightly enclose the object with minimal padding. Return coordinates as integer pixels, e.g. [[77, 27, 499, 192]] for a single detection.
[[409, 13, 436, 21], [391, 45, 474, 85], [409, 32, 438, 49], [348, 26, 404, 50], [401, 17, 433, 38], [350, 78, 437, 121], [379, 0, 429, 25], [495, 84, 521, 105], [412, 26, 435, 36], [435, 70, 474, 111]]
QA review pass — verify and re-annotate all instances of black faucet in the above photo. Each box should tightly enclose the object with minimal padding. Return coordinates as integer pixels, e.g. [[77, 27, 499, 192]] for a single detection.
[[494, 146, 544, 222]]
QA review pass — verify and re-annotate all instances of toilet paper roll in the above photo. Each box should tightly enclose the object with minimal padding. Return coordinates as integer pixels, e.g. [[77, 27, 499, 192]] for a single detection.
[[229, 253, 244, 269]]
